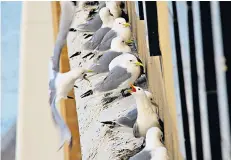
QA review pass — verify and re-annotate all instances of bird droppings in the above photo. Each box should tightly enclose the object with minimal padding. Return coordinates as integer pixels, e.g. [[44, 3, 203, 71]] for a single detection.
[[67, 2, 147, 160]]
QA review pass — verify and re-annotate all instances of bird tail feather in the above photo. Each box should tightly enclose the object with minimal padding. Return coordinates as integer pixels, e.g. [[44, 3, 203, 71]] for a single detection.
[[57, 129, 72, 151]]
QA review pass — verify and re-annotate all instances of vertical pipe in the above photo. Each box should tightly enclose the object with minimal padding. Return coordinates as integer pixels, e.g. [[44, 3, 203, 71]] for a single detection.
[[211, 2, 231, 159], [192, 2, 212, 160]]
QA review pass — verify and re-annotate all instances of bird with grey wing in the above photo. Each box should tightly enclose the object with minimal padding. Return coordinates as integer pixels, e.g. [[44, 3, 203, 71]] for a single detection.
[[52, 1, 76, 72], [95, 17, 132, 52], [129, 85, 161, 138], [82, 7, 116, 51], [48, 57, 93, 150], [100, 90, 159, 128], [76, 1, 128, 33], [80, 54, 144, 98], [129, 127, 169, 160], [87, 36, 132, 74]]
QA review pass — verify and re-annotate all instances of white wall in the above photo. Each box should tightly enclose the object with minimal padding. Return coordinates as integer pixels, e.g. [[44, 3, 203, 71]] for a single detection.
[[16, 2, 64, 160]]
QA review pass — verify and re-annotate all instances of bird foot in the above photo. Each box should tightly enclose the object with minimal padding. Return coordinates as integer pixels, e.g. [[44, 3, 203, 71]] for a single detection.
[[121, 89, 131, 97]]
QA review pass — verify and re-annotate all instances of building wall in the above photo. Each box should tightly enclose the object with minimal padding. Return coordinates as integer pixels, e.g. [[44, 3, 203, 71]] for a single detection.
[[16, 2, 64, 160]]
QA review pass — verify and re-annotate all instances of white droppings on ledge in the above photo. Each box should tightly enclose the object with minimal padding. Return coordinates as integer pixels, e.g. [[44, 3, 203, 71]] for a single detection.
[[67, 5, 145, 160]]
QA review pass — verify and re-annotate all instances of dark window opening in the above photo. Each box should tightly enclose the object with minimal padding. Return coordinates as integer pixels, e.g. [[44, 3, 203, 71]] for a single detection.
[[144, 1, 161, 56], [138, 1, 144, 20]]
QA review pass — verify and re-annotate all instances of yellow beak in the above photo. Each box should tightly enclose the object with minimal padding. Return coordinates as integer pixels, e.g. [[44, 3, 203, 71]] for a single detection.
[[135, 61, 144, 67], [87, 69, 93, 73], [123, 23, 131, 27], [125, 39, 133, 45]]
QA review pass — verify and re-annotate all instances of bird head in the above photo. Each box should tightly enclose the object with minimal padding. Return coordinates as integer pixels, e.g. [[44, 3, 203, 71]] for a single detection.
[[106, 1, 122, 18], [99, 7, 113, 22], [113, 18, 130, 28], [110, 37, 131, 52], [128, 85, 144, 94]]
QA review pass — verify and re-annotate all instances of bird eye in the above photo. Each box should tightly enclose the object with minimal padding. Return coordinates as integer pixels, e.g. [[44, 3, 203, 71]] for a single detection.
[[122, 41, 125, 43], [150, 98, 153, 101], [119, 22, 121, 24], [138, 88, 141, 90], [129, 60, 132, 62]]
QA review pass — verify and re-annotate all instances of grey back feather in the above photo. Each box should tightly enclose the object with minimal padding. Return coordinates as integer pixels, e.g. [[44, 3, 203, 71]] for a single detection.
[[90, 51, 122, 73], [95, 66, 131, 92], [83, 27, 111, 50], [117, 108, 138, 128], [129, 150, 152, 160], [77, 14, 102, 32], [53, 2, 75, 71], [97, 30, 117, 51]]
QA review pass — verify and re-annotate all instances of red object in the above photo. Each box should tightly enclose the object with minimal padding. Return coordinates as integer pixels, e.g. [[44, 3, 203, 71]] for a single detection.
[[131, 85, 136, 92]]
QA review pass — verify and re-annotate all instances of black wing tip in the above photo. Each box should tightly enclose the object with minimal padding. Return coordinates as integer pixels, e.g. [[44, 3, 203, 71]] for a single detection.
[[69, 28, 77, 32], [70, 51, 81, 58], [100, 121, 116, 125], [80, 90, 93, 98], [82, 52, 94, 59]]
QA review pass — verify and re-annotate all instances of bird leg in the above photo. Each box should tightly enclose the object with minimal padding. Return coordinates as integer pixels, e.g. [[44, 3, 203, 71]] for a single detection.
[[121, 88, 132, 97]]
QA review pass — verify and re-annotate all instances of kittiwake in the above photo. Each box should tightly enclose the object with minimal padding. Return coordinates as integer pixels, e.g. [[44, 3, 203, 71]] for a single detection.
[[49, 59, 93, 150], [100, 91, 158, 128], [89, 36, 132, 73], [129, 127, 167, 160], [83, 7, 115, 50], [96, 17, 131, 51], [129, 85, 160, 138], [52, 1, 76, 71], [80, 54, 144, 98]]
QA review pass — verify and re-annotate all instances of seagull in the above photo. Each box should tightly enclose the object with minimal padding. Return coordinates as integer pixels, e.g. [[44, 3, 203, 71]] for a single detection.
[[129, 127, 168, 160], [49, 58, 93, 150], [52, 1, 76, 72], [100, 90, 158, 128], [88, 36, 132, 73], [76, 1, 121, 33], [80, 54, 144, 98], [83, 7, 115, 50], [151, 146, 170, 160], [129, 85, 160, 138], [96, 17, 131, 51], [106, 1, 122, 18]]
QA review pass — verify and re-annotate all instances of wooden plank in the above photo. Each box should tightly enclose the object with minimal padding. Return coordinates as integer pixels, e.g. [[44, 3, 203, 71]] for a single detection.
[[51, 2, 82, 160], [156, 2, 183, 159], [126, 1, 184, 159]]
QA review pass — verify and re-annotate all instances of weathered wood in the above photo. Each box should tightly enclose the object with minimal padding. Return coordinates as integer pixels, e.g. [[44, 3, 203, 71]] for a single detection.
[[51, 2, 82, 160], [126, 1, 183, 159]]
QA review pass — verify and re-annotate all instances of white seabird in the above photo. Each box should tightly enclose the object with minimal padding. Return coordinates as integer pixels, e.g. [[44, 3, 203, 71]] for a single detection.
[[83, 7, 116, 50], [49, 59, 92, 150], [52, 1, 76, 71], [76, 1, 121, 33], [80, 54, 143, 98], [129, 127, 168, 160], [96, 17, 131, 51], [89, 36, 132, 73], [100, 90, 159, 128], [129, 85, 160, 138]]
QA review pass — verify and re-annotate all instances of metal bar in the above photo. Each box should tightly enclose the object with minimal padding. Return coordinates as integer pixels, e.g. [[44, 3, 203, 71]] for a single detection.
[[167, 2, 187, 159], [176, 2, 197, 160], [211, 2, 231, 159], [192, 2, 212, 160]]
